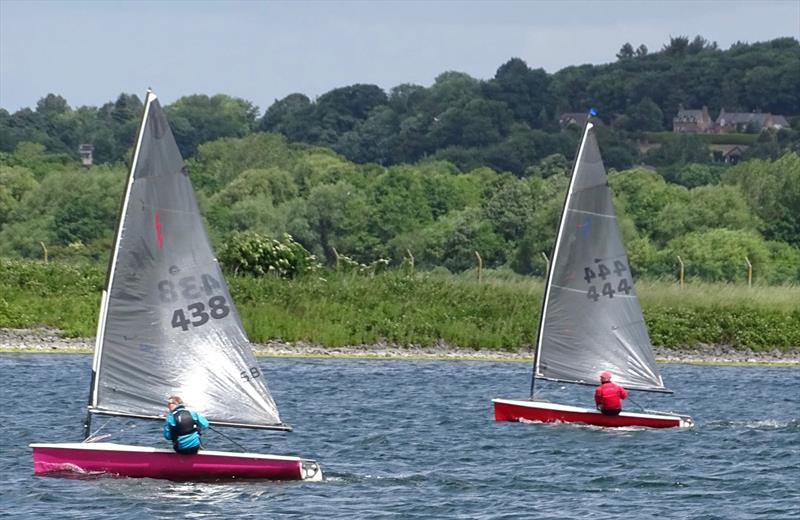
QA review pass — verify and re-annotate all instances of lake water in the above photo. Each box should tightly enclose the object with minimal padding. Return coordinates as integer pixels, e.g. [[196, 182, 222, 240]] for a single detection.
[[1, 354, 798, 519]]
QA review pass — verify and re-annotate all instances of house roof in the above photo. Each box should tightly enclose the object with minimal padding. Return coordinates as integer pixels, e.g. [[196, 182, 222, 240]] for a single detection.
[[718, 112, 769, 124], [772, 115, 790, 127], [674, 108, 709, 122]]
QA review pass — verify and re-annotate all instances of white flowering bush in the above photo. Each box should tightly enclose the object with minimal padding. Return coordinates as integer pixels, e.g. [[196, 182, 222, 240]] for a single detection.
[[219, 232, 319, 278]]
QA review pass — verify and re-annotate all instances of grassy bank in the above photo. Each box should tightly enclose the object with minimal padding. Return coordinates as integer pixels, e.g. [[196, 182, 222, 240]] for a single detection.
[[1, 259, 798, 350]]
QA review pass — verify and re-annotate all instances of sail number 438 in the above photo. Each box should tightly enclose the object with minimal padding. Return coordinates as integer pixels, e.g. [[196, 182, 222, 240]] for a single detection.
[[171, 296, 230, 331], [158, 274, 231, 331]]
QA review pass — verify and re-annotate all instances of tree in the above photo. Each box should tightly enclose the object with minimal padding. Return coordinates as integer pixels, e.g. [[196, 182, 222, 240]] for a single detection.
[[314, 84, 388, 144], [617, 43, 635, 61], [645, 135, 711, 166], [260, 93, 316, 142], [652, 184, 760, 244], [0, 165, 39, 226], [166, 94, 258, 157], [661, 228, 771, 282], [619, 97, 664, 132], [367, 166, 433, 243], [481, 175, 533, 242], [305, 181, 373, 264], [609, 168, 685, 243], [722, 152, 800, 246]]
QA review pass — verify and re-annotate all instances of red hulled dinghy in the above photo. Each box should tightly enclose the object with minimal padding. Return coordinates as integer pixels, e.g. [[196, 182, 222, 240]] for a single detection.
[[493, 116, 692, 429], [493, 399, 693, 429]]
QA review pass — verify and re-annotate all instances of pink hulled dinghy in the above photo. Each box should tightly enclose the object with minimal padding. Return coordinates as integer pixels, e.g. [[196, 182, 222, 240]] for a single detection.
[[31, 90, 322, 480], [31, 443, 322, 481], [493, 116, 692, 429]]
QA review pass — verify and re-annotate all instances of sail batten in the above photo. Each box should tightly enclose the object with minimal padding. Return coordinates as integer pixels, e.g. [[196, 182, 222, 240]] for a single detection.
[[90, 90, 284, 428], [534, 121, 667, 393]]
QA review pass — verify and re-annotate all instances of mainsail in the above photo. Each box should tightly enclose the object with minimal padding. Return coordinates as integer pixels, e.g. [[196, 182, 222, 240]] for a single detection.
[[533, 122, 667, 392], [87, 91, 286, 429]]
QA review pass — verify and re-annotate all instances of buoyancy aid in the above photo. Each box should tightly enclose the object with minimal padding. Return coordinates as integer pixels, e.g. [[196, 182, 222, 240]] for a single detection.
[[169, 408, 199, 449]]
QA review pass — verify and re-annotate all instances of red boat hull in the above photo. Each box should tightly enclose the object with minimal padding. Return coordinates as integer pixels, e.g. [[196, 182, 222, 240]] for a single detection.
[[493, 398, 693, 428], [30, 443, 322, 481]]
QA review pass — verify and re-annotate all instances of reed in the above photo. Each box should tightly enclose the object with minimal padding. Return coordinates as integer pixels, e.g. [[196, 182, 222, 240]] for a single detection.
[[1, 259, 798, 350]]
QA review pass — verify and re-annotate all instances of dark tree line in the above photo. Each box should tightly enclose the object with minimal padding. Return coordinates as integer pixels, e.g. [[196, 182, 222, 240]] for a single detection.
[[1, 37, 798, 175]]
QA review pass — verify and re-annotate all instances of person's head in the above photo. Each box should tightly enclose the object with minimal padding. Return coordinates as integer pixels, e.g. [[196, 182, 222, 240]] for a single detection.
[[599, 371, 612, 383], [167, 395, 183, 411]]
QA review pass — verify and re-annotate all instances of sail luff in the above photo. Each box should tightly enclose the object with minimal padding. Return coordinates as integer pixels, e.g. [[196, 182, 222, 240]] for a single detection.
[[89, 91, 156, 408], [531, 121, 595, 394]]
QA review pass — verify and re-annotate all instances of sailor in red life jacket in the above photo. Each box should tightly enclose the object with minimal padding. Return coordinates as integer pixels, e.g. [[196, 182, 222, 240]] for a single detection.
[[594, 371, 628, 415]]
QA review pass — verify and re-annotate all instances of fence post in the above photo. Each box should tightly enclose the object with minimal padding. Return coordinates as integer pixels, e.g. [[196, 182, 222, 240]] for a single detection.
[[677, 255, 684, 289], [406, 249, 414, 273], [745, 256, 752, 288], [475, 251, 483, 283], [40, 241, 48, 264], [332, 247, 340, 271]]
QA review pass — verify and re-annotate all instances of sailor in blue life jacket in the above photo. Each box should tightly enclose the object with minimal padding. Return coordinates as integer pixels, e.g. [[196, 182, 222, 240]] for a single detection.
[[163, 395, 209, 454]]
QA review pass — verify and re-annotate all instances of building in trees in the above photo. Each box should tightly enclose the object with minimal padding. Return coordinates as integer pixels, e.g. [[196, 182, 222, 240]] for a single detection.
[[715, 109, 790, 133], [673, 105, 714, 133], [79, 144, 94, 168]]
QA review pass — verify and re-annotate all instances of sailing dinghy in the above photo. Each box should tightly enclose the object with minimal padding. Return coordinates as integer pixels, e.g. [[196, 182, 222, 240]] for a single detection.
[[493, 118, 692, 429], [31, 90, 323, 480]]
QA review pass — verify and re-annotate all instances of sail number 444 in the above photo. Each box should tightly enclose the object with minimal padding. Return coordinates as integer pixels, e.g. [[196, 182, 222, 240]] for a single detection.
[[584, 260, 631, 302]]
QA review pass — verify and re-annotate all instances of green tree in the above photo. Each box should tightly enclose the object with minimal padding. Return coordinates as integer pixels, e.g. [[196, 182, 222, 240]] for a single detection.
[[166, 94, 258, 158], [722, 152, 800, 246], [0, 165, 39, 226], [661, 228, 771, 282], [259, 93, 316, 142]]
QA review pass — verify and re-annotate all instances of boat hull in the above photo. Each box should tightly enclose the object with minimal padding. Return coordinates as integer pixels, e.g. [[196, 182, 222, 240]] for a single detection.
[[493, 398, 693, 428], [30, 442, 322, 481]]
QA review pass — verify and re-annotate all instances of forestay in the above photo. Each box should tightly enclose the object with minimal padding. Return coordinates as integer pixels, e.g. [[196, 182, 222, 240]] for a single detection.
[[88, 91, 283, 428], [534, 123, 667, 392]]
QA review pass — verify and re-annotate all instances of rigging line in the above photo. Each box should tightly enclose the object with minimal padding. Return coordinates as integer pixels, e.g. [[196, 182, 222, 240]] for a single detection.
[[84, 417, 112, 442], [627, 395, 647, 412], [209, 425, 249, 452], [86, 417, 142, 443], [568, 208, 616, 218]]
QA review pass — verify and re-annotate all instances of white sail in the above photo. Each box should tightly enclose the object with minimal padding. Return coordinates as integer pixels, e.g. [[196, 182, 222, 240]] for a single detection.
[[533, 122, 667, 392], [88, 91, 286, 429]]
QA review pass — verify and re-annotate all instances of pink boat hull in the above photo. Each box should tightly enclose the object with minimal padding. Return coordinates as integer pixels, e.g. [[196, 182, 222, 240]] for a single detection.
[[493, 398, 693, 428], [30, 443, 322, 481]]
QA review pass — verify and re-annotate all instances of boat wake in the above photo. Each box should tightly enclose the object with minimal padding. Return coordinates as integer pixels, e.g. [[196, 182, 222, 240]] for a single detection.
[[519, 417, 646, 432], [714, 419, 798, 430]]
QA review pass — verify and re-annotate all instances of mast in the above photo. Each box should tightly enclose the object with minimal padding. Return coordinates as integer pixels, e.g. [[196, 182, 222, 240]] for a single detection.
[[529, 113, 594, 399], [83, 90, 155, 439]]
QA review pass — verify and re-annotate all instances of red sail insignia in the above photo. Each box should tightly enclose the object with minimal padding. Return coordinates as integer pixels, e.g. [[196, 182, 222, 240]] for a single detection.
[[154, 210, 164, 250]]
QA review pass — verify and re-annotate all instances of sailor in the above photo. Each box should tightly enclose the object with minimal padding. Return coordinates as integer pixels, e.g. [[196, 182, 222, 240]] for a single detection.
[[594, 371, 628, 415], [163, 396, 209, 454]]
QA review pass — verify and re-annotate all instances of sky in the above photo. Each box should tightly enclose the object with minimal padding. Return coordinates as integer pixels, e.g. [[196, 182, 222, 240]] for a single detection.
[[1, 0, 799, 114]]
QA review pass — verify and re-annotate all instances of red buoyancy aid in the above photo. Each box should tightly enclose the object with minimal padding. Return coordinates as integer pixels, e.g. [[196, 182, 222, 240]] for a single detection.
[[594, 381, 629, 412]]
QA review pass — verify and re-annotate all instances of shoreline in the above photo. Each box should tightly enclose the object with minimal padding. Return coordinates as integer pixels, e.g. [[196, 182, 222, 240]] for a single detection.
[[1, 328, 798, 365]]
